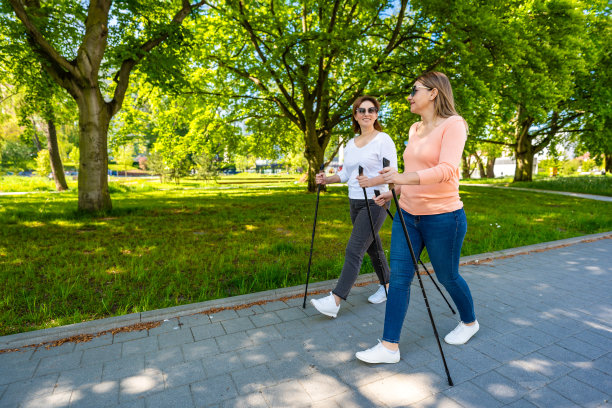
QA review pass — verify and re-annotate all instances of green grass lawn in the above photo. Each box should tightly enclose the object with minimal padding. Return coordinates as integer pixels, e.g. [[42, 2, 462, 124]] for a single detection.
[[1, 181, 611, 336]]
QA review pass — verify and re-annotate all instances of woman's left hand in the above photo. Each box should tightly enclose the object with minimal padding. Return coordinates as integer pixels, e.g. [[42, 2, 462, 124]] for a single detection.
[[356, 174, 370, 188]]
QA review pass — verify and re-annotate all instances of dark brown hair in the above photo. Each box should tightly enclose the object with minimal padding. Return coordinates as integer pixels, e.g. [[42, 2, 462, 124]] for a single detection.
[[351, 96, 383, 134]]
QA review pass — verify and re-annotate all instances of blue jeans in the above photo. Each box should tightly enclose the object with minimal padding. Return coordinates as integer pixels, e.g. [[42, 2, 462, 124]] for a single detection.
[[382, 208, 475, 344]]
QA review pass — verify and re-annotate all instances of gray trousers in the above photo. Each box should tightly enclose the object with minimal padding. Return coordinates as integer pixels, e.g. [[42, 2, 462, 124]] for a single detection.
[[332, 198, 391, 300]]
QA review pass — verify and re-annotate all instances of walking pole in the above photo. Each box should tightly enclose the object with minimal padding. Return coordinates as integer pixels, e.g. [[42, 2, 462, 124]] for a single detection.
[[303, 164, 325, 308], [359, 166, 388, 297], [374, 189, 455, 315], [382, 157, 454, 386]]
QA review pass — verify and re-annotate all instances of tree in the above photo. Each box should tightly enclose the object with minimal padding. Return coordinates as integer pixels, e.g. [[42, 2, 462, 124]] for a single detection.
[[191, 0, 441, 191], [34, 148, 50, 177], [113, 144, 134, 176], [2, 0, 207, 211]]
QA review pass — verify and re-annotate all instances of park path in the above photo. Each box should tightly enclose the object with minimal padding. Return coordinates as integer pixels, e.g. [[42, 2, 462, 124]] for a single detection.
[[1, 233, 611, 407], [461, 183, 612, 202]]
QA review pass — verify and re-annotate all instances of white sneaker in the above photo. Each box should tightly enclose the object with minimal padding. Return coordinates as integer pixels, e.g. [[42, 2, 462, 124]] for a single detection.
[[355, 340, 400, 364], [444, 320, 479, 345], [310, 292, 340, 318], [368, 285, 387, 304]]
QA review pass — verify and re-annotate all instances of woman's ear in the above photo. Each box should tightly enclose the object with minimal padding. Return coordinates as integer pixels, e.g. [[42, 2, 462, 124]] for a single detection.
[[430, 88, 438, 101]]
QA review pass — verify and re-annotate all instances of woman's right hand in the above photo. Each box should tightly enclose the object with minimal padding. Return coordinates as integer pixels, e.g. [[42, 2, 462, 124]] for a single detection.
[[374, 190, 392, 207], [315, 172, 326, 185]]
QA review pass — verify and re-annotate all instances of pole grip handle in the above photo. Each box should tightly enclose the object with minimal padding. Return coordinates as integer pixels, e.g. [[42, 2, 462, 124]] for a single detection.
[[382, 158, 394, 189], [358, 165, 363, 176], [374, 189, 381, 197]]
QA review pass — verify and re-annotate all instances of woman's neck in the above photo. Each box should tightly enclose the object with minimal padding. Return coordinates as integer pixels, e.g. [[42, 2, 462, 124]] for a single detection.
[[419, 107, 438, 128], [359, 125, 376, 137]]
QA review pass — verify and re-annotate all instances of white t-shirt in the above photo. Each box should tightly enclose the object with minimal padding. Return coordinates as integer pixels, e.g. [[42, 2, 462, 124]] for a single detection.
[[336, 132, 398, 200]]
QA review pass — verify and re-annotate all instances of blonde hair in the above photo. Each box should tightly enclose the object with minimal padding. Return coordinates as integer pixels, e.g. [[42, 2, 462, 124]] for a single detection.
[[416, 72, 459, 119], [351, 96, 383, 134]]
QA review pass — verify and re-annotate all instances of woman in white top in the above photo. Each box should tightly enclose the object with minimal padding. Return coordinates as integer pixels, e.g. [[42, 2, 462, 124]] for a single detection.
[[310, 96, 398, 318]]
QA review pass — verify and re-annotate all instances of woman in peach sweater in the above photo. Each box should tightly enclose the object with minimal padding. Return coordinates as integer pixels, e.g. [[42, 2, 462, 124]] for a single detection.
[[356, 72, 478, 364]]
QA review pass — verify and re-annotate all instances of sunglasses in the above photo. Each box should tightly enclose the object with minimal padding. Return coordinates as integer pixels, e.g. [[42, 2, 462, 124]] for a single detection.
[[355, 107, 378, 115], [409, 85, 432, 97]]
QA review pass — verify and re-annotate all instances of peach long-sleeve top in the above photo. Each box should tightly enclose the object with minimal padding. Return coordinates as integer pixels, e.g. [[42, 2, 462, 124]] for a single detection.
[[399, 115, 467, 215]]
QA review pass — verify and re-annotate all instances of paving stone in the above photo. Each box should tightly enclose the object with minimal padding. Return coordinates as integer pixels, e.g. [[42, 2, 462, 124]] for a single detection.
[[157, 328, 194, 349], [191, 322, 226, 341], [523, 386, 578, 408], [245, 326, 283, 345], [260, 301, 289, 312], [275, 307, 309, 322], [111, 330, 148, 344], [178, 314, 211, 327], [163, 360, 206, 388], [81, 343, 122, 365], [0, 348, 33, 366], [503, 399, 539, 408], [219, 393, 268, 408], [30, 342, 76, 360], [259, 378, 313, 407], [469, 370, 529, 404], [495, 361, 550, 390], [237, 343, 277, 368], [102, 354, 145, 381], [121, 336, 159, 356], [208, 309, 239, 322], [146, 347, 185, 370], [35, 350, 83, 376], [248, 312, 282, 328], [494, 332, 542, 355], [547, 374, 609, 407], [118, 367, 165, 403], [235, 304, 265, 317], [190, 374, 238, 406], [69, 380, 119, 408], [0, 358, 38, 385], [450, 346, 502, 373], [360, 370, 439, 407], [476, 339, 524, 363], [56, 364, 103, 391], [574, 329, 612, 350], [556, 336, 607, 360], [266, 356, 318, 382], [182, 339, 218, 361], [18, 390, 72, 408], [215, 332, 253, 353], [569, 366, 612, 395], [230, 364, 276, 394], [0, 373, 59, 407], [299, 371, 351, 402], [443, 379, 505, 408], [220, 317, 255, 334], [147, 318, 182, 335], [202, 351, 243, 378], [145, 385, 195, 408]]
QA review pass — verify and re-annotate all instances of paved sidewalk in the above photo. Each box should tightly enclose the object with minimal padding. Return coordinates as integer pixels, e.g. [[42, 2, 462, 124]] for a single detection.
[[461, 184, 612, 202], [1, 237, 611, 408]]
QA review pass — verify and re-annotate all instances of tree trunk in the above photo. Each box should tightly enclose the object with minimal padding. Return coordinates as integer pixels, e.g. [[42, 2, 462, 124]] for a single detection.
[[31, 118, 42, 151], [513, 113, 535, 182], [475, 154, 486, 178], [303, 124, 329, 192], [76, 88, 111, 212], [605, 153, 612, 173], [47, 118, 68, 191], [461, 153, 471, 179], [486, 155, 496, 178]]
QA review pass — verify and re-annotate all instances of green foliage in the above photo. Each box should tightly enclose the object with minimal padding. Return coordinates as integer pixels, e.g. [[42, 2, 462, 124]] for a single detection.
[[0, 139, 32, 170], [193, 154, 219, 182], [35, 149, 51, 177], [113, 144, 135, 176]]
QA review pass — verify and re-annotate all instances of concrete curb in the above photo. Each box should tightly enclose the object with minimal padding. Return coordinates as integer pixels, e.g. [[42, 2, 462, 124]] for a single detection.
[[2, 231, 610, 350]]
